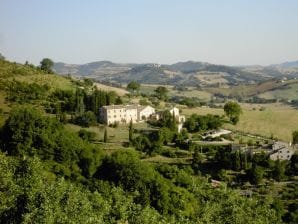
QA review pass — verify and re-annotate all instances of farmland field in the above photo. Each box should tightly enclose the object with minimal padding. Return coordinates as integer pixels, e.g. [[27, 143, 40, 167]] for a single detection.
[[94, 82, 129, 96], [258, 83, 298, 100], [206, 79, 298, 98], [182, 103, 298, 142], [140, 84, 212, 101]]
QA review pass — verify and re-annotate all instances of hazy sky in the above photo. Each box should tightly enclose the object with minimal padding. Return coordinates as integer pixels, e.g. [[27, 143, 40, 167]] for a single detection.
[[0, 0, 298, 65]]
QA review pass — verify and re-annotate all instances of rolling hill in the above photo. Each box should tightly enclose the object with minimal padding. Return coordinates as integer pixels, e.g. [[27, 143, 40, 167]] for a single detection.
[[53, 60, 298, 86]]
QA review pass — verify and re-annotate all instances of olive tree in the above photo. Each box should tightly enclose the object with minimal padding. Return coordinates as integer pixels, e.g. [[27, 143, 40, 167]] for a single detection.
[[224, 101, 242, 125]]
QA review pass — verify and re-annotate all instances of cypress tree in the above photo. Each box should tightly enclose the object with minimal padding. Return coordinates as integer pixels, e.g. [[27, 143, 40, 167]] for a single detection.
[[129, 120, 133, 143], [75, 88, 85, 116], [104, 128, 108, 143], [171, 111, 177, 132], [234, 151, 241, 171], [242, 153, 248, 170]]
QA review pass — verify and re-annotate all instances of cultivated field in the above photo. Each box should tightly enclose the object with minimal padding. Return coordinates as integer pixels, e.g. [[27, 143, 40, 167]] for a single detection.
[[94, 82, 129, 96], [206, 79, 298, 98], [258, 83, 298, 100], [140, 84, 212, 101], [182, 103, 298, 142]]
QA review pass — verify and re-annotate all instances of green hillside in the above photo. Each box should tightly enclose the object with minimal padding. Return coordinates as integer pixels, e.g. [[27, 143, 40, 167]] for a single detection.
[[0, 59, 75, 92], [0, 59, 76, 124], [258, 82, 298, 101], [206, 79, 298, 99], [0, 58, 296, 223]]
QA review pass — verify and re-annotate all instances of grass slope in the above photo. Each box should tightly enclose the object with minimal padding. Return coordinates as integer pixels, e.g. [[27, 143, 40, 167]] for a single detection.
[[258, 83, 298, 101]]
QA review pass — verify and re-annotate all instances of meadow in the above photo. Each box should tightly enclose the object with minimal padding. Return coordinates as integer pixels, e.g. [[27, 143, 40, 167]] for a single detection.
[[182, 103, 298, 142], [140, 84, 212, 101], [94, 82, 129, 96], [258, 83, 298, 101], [206, 79, 298, 97]]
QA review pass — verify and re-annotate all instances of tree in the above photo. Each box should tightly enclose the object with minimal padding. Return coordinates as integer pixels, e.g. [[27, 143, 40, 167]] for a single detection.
[[241, 152, 248, 170], [127, 81, 140, 94], [159, 110, 177, 131], [74, 111, 97, 127], [224, 101, 242, 125], [247, 165, 264, 184], [104, 128, 108, 143], [133, 135, 152, 154], [233, 151, 241, 171], [292, 130, 298, 144], [115, 96, 123, 105], [184, 114, 223, 133], [272, 160, 285, 181], [40, 58, 54, 73], [0, 53, 5, 60], [192, 150, 204, 174], [158, 127, 175, 145], [154, 86, 168, 101], [75, 88, 85, 115], [78, 129, 96, 141], [129, 120, 133, 143]]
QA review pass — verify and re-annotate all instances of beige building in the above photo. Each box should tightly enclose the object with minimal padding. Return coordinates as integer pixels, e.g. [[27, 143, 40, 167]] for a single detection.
[[269, 142, 294, 161], [157, 107, 186, 133], [99, 105, 155, 125], [99, 105, 186, 132], [138, 105, 156, 121]]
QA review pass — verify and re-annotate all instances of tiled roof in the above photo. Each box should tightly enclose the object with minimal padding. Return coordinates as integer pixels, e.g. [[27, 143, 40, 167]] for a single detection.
[[101, 105, 139, 110]]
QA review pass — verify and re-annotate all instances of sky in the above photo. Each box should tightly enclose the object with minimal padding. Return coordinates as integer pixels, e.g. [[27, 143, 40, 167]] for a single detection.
[[0, 0, 298, 66]]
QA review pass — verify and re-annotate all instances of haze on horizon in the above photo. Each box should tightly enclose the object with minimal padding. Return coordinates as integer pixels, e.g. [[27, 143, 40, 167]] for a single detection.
[[0, 0, 298, 66]]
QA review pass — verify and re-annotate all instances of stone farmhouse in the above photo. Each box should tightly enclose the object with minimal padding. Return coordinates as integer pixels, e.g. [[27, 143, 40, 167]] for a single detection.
[[99, 105, 185, 132], [99, 105, 155, 125], [152, 107, 185, 133], [269, 141, 294, 161], [232, 141, 295, 161], [170, 107, 185, 133]]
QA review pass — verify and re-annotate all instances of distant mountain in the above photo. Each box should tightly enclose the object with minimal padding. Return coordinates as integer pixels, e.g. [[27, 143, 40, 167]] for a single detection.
[[270, 61, 298, 69], [166, 61, 207, 73], [53, 61, 134, 78], [53, 60, 298, 86]]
